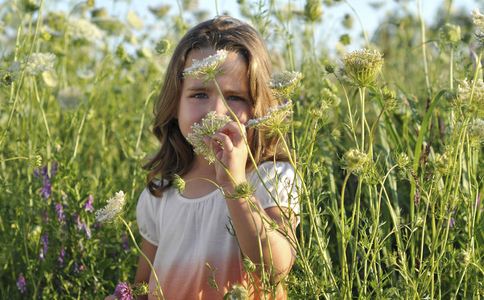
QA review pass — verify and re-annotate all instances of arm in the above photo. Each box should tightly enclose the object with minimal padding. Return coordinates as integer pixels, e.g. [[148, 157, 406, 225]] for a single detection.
[[210, 122, 298, 283], [134, 238, 158, 300], [224, 188, 297, 283]]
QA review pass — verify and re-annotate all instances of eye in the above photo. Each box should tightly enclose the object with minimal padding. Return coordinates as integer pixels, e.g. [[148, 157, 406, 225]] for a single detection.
[[191, 93, 209, 99], [227, 95, 246, 102]]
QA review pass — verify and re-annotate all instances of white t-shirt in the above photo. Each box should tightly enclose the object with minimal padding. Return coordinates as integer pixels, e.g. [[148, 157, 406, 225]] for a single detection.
[[136, 161, 300, 300]]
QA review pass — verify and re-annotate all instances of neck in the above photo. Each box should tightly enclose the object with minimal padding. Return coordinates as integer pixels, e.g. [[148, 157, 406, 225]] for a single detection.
[[180, 156, 218, 198]]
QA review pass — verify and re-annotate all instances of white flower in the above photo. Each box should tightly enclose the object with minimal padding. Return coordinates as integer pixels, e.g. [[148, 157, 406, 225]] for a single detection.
[[183, 50, 228, 80], [472, 8, 484, 45], [24, 52, 56, 76], [246, 100, 293, 136], [186, 112, 231, 164], [67, 17, 104, 43], [269, 71, 302, 99], [269, 71, 302, 89], [343, 49, 384, 87], [57, 87, 83, 110], [95, 191, 126, 223]]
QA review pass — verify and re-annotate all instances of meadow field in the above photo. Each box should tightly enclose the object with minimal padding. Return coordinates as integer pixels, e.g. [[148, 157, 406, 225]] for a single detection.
[[0, 0, 483, 298]]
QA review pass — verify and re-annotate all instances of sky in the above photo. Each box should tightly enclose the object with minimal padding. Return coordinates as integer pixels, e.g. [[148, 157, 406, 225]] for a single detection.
[[47, 0, 482, 53]]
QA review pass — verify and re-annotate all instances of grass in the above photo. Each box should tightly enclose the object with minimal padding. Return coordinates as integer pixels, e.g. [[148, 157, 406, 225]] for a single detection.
[[0, 0, 482, 298]]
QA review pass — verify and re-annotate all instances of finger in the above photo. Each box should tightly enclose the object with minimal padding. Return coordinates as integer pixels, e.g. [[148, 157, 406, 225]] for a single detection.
[[212, 132, 234, 153], [218, 121, 246, 146]]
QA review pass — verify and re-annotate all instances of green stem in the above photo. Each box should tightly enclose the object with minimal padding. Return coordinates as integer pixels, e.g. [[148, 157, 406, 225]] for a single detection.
[[120, 218, 164, 299]]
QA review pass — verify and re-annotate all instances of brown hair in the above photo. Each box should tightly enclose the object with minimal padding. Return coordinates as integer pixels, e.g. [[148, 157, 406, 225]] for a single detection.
[[144, 16, 288, 197]]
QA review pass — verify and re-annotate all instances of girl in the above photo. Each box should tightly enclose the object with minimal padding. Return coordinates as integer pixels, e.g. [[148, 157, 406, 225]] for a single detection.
[[109, 16, 300, 300]]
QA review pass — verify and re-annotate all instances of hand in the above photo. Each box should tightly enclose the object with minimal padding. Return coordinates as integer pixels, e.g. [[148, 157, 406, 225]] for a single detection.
[[205, 121, 248, 189]]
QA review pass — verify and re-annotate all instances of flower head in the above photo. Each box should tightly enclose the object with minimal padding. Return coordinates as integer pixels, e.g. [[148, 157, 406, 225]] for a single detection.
[[67, 17, 105, 43], [269, 71, 302, 99], [246, 100, 293, 136], [55, 203, 65, 223], [187, 112, 231, 164], [114, 282, 133, 300], [183, 49, 228, 80], [342, 148, 370, 174], [172, 174, 186, 193], [469, 118, 484, 146], [456, 78, 484, 115], [343, 49, 384, 87], [224, 284, 248, 300], [57, 87, 84, 110], [17, 274, 27, 293], [95, 191, 126, 223], [24, 52, 56, 76], [84, 195, 94, 212], [472, 8, 484, 45]]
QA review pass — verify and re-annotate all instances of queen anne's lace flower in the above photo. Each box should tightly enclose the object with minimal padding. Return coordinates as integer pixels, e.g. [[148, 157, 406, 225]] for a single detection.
[[187, 112, 231, 164], [343, 49, 384, 87], [95, 191, 126, 223], [269, 71, 302, 99], [67, 17, 104, 43], [246, 100, 293, 136], [24, 53, 56, 76], [472, 8, 484, 45], [457, 78, 484, 115], [183, 49, 228, 80]]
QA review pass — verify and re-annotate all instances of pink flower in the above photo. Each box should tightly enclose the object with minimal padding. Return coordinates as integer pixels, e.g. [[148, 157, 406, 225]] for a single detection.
[[114, 282, 133, 300]]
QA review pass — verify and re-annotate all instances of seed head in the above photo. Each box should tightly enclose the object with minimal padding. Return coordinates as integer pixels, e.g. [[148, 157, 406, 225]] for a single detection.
[[172, 174, 186, 193], [439, 23, 461, 46], [95, 191, 126, 223], [155, 39, 171, 55], [187, 112, 231, 164], [224, 284, 248, 300], [183, 49, 228, 80], [343, 49, 384, 87], [342, 148, 370, 174], [224, 182, 256, 201], [396, 153, 410, 169]]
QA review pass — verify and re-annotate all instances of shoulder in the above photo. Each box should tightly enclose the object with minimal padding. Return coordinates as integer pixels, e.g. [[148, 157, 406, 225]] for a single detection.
[[253, 161, 296, 179]]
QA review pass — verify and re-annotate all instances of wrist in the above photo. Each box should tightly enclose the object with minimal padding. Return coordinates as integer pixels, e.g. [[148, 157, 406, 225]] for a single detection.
[[223, 181, 255, 201]]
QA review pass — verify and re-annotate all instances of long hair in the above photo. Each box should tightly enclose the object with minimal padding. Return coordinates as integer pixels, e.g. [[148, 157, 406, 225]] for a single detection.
[[144, 16, 288, 197]]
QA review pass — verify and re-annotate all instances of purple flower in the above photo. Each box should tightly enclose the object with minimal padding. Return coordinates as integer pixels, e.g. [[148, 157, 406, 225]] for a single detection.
[[40, 178, 51, 199], [82, 223, 92, 239], [84, 195, 94, 212], [121, 233, 130, 251], [74, 214, 92, 239], [449, 217, 455, 228], [55, 203, 65, 223], [50, 161, 58, 177], [40, 234, 48, 260], [17, 274, 27, 293], [58, 246, 65, 266], [35, 162, 58, 199], [114, 282, 133, 300]]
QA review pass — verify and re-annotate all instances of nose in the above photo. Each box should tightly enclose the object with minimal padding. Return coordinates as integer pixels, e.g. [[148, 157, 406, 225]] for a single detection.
[[212, 95, 229, 116]]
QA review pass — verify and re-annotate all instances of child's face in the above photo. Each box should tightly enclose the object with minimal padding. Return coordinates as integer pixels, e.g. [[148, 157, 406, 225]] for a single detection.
[[178, 48, 251, 140]]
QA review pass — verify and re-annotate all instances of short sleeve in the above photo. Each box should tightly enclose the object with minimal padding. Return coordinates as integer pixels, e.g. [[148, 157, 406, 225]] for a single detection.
[[250, 161, 300, 222], [136, 188, 159, 245]]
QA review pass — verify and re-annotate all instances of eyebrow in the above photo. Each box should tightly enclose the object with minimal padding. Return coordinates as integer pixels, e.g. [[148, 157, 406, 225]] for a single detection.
[[186, 85, 249, 96]]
